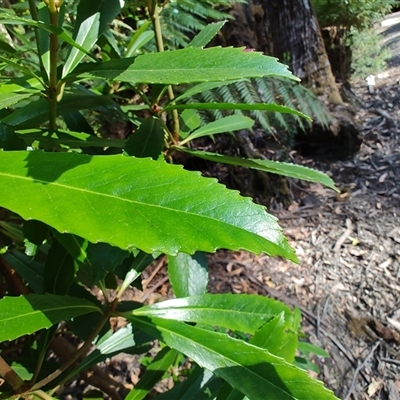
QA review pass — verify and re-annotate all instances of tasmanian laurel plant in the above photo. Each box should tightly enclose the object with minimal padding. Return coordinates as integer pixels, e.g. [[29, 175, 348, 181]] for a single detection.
[[0, 1, 339, 399]]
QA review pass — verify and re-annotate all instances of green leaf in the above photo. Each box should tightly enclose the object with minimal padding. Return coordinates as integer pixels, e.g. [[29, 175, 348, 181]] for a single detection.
[[251, 312, 297, 363], [297, 342, 330, 358], [155, 367, 220, 400], [80, 242, 130, 286], [0, 151, 296, 260], [168, 252, 208, 298], [2, 250, 44, 293], [125, 28, 154, 57], [124, 117, 164, 160], [73, 0, 122, 39], [16, 129, 125, 149], [0, 294, 100, 342], [0, 76, 43, 110], [71, 324, 137, 376], [179, 109, 201, 139], [128, 294, 292, 334], [0, 14, 97, 62], [2, 94, 118, 128], [0, 38, 16, 54], [173, 81, 240, 104], [52, 231, 88, 263], [71, 47, 299, 84], [174, 148, 338, 191], [44, 239, 77, 295], [63, 13, 100, 78], [0, 55, 44, 85], [126, 347, 178, 400], [0, 122, 25, 150], [164, 102, 311, 121], [188, 21, 226, 48], [181, 116, 254, 144], [128, 316, 339, 400]]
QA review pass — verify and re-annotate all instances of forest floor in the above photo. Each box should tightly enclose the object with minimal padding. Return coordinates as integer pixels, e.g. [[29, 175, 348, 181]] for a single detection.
[[60, 13, 400, 400], [205, 14, 400, 400], [207, 13, 400, 400]]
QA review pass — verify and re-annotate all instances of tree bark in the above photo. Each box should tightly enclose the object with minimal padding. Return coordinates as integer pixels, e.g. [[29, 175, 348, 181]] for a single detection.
[[226, 0, 343, 104], [221, 0, 361, 161]]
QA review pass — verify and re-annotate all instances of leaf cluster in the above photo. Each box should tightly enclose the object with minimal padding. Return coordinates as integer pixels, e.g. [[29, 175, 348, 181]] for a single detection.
[[0, 1, 339, 399]]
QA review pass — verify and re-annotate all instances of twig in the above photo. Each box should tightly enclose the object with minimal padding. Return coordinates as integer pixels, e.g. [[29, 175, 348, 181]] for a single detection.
[[333, 218, 353, 253], [317, 295, 330, 339], [380, 357, 400, 366], [343, 340, 381, 400], [142, 258, 165, 290], [0, 355, 24, 391], [140, 275, 169, 302]]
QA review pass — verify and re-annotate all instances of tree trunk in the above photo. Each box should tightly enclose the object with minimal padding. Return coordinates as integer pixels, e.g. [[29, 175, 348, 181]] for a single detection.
[[226, 0, 342, 103], [222, 0, 361, 161]]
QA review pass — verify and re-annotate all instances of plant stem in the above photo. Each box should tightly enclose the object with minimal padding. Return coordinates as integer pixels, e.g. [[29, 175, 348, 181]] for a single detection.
[[47, 0, 59, 133], [148, 0, 180, 141], [0, 355, 24, 391], [30, 306, 113, 391]]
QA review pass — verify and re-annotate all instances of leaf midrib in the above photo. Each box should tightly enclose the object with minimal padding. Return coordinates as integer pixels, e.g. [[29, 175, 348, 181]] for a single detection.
[[1, 172, 277, 235], [2, 304, 99, 323], [137, 317, 309, 400]]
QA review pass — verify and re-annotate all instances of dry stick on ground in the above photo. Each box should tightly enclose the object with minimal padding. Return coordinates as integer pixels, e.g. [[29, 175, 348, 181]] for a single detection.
[[343, 340, 381, 400]]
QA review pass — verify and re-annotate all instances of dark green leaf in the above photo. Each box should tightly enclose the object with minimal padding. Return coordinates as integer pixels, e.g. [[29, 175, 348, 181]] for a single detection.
[[2, 95, 118, 129], [44, 239, 77, 295], [124, 117, 164, 159], [129, 294, 292, 334], [0, 151, 296, 259], [168, 252, 208, 297], [175, 148, 338, 191], [127, 316, 339, 400], [164, 102, 311, 121], [125, 347, 178, 400], [0, 39, 16, 54], [2, 250, 44, 293], [16, 129, 125, 149], [0, 294, 100, 342]]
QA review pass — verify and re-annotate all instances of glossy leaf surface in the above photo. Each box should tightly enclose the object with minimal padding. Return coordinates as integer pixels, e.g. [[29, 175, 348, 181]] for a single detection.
[[175, 148, 338, 191], [71, 47, 299, 84], [182, 116, 254, 144], [188, 21, 226, 48], [128, 316, 339, 400], [0, 294, 100, 342], [63, 13, 100, 78], [165, 102, 311, 121], [0, 151, 296, 259], [129, 294, 291, 334], [168, 252, 209, 297]]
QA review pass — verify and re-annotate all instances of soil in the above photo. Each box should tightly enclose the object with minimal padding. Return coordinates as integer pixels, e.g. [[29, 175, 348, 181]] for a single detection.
[[59, 13, 400, 400]]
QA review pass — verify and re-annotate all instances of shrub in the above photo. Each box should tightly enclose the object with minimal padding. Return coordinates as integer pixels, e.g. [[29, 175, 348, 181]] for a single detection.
[[0, 1, 338, 399]]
